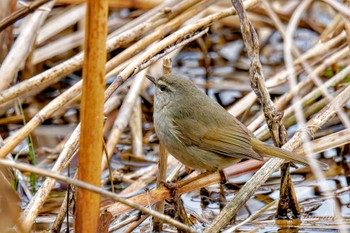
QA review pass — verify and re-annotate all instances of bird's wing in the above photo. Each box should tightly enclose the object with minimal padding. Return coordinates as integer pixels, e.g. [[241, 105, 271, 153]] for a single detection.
[[172, 117, 263, 161]]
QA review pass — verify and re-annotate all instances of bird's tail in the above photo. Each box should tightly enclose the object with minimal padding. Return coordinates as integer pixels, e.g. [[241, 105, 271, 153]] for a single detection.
[[251, 138, 328, 170]]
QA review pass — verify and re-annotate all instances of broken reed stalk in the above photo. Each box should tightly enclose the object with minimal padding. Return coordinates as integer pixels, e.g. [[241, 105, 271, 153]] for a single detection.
[[153, 57, 172, 232], [234, 0, 300, 221], [295, 128, 350, 156], [130, 97, 143, 157], [108, 215, 140, 232], [75, 0, 108, 231]]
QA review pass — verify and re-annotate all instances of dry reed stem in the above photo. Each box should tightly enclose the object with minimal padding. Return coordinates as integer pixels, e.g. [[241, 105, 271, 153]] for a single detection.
[[130, 98, 143, 157], [56, 0, 162, 9], [75, 0, 107, 231], [103, 70, 148, 169], [223, 200, 277, 232], [36, 4, 86, 45], [117, 164, 158, 197], [33, 17, 126, 65], [116, 155, 178, 199], [108, 215, 140, 232], [107, 0, 177, 39], [50, 176, 75, 232], [320, 14, 343, 41], [123, 214, 149, 233], [153, 57, 172, 231], [0, 1, 54, 92], [0, 0, 51, 32], [33, 30, 85, 64], [296, 31, 346, 64], [295, 128, 350, 156], [324, 0, 350, 18], [232, 0, 287, 147]]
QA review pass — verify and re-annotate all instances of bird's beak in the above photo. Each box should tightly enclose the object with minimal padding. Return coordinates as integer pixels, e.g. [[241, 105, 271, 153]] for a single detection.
[[145, 74, 157, 85]]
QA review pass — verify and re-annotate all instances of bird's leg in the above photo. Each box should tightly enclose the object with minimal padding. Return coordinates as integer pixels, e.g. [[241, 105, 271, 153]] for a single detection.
[[173, 194, 192, 229], [219, 170, 228, 184], [219, 182, 227, 210], [160, 180, 179, 198], [200, 187, 210, 209]]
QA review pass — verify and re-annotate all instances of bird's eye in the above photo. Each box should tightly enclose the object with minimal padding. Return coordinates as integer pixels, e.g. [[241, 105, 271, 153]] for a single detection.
[[159, 85, 167, 92]]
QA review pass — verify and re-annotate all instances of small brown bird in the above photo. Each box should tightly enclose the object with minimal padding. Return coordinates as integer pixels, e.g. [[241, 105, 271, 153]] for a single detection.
[[146, 74, 325, 172]]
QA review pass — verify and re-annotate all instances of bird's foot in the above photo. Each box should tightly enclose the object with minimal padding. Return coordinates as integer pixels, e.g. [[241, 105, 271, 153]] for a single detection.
[[160, 180, 179, 198]]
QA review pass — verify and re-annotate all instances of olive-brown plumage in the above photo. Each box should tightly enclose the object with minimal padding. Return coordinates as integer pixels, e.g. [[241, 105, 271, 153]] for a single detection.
[[147, 74, 321, 172]]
